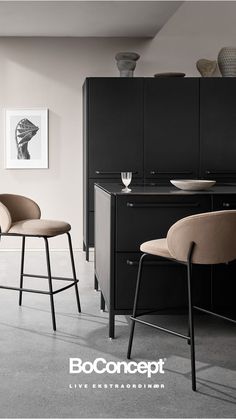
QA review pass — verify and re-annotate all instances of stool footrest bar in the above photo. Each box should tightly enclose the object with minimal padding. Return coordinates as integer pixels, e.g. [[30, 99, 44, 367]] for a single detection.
[[0, 281, 78, 296], [194, 306, 236, 324], [130, 316, 189, 340], [0, 285, 49, 295], [53, 281, 79, 295], [23, 274, 77, 282]]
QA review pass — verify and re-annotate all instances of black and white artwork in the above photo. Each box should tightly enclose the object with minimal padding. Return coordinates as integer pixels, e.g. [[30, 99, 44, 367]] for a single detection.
[[5, 108, 48, 168]]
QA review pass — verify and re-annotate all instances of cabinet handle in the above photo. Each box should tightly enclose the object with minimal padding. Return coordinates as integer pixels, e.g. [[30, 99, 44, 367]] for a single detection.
[[126, 260, 171, 266], [126, 202, 200, 208], [222, 202, 236, 208], [149, 170, 193, 175], [205, 170, 236, 175], [95, 171, 138, 175]]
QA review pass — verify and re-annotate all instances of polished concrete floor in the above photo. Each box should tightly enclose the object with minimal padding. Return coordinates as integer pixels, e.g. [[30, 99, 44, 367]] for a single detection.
[[0, 249, 235, 418]]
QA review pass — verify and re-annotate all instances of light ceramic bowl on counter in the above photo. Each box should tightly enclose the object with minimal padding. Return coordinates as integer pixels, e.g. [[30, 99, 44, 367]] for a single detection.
[[170, 179, 216, 191]]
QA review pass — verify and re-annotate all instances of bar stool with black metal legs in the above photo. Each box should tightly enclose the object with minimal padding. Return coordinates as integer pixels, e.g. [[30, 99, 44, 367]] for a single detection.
[[0, 194, 81, 331], [127, 210, 236, 391]]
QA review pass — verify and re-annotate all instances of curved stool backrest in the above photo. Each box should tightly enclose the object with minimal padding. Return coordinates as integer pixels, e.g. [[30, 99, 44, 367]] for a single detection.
[[0, 194, 41, 233], [167, 210, 236, 264]]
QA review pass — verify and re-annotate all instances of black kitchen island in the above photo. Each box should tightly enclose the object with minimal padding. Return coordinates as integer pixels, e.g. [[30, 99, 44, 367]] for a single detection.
[[94, 183, 236, 338]]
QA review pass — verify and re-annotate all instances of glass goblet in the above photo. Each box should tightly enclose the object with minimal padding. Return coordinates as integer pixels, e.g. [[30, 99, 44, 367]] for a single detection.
[[121, 172, 132, 192]]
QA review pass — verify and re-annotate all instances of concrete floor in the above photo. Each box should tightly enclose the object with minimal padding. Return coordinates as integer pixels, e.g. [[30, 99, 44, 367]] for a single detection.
[[0, 249, 235, 418]]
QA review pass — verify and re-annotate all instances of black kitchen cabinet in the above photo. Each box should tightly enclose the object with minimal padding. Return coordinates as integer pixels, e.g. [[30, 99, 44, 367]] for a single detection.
[[144, 78, 199, 180], [200, 79, 236, 181], [83, 78, 143, 259], [95, 184, 236, 338], [94, 183, 236, 338], [84, 77, 236, 261], [88, 78, 143, 178]]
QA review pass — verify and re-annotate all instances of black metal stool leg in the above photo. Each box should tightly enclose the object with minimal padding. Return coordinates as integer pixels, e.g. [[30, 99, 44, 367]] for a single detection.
[[67, 232, 81, 313], [127, 253, 146, 359], [94, 275, 99, 291], [187, 244, 196, 391], [100, 292, 105, 311], [19, 236, 26, 306], [187, 263, 193, 346], [44, 237, 56, 331], [187, 323, 191, 345]]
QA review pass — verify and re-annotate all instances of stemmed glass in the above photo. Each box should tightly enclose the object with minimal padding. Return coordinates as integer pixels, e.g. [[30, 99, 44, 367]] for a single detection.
[[121, 172, 132, 192]]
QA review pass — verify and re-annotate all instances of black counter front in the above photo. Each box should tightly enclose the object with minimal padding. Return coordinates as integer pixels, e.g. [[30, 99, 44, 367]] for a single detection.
[[94, 183, 236, 338]]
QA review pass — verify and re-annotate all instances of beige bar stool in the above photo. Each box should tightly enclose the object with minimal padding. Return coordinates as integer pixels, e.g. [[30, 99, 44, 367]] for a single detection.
[[0, 194, 81, 331], [127, 210, 236, 391]]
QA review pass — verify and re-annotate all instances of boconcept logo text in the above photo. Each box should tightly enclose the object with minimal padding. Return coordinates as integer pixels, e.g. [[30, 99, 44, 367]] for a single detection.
[[69, 358, 165, 378]]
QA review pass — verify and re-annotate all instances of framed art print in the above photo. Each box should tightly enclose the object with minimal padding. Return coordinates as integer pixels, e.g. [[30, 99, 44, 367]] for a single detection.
[[5, 108, 48, 169]]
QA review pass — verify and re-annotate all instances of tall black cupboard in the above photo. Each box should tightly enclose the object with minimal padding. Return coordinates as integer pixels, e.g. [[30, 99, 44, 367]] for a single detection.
[[200, 79, 236, 181], [83, 78, 144, 260], [83, 77, 205, 260], [144, 78, 199, 180]]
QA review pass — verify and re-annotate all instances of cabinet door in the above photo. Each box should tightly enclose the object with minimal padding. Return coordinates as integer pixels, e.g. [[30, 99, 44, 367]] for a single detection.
[[144, 78, 199, 180], [115, 253, 211, 310], [200, 79, 236, 181], [88, 78, 143, 178]]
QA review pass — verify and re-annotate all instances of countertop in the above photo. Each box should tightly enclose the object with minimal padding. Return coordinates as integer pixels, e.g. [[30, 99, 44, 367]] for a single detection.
[[94, 182, 236, 196]]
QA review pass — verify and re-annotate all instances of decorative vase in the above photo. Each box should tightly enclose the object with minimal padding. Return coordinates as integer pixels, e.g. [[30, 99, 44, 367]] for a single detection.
[[115, 52, 140, 77], [218, 47, 236, 77], [196, 59, 217, 77]]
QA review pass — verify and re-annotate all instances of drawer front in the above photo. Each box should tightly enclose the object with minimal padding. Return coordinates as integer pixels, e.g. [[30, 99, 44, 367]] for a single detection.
[[212, 194, 236, 211], [115, 253, 211, 310], [89, 179, 141, 211], [116, 195, 211, 251]]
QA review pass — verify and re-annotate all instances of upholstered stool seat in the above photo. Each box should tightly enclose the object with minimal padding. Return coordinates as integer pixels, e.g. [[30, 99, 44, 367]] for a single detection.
[[8, 219, 71, 237], [140, 238, 173, 259]]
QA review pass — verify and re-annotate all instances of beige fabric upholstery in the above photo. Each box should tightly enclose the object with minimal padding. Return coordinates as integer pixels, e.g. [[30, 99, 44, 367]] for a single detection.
[[167, 210, 236, 264], [0, 194, 69, 237], [140, 210, 236, 265], [140, 238, 173, 259], [9, 219, 71, 237], [0, 194, 41, 225], [0, 202, 12, 233]]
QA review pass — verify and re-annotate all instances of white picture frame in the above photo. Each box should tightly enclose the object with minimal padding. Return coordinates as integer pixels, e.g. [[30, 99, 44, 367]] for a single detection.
[[5, 108, 48, 169]]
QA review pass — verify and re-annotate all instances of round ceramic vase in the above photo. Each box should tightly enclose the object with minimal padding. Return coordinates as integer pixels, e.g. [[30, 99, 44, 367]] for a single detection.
[[218, 47, 236, 77]]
